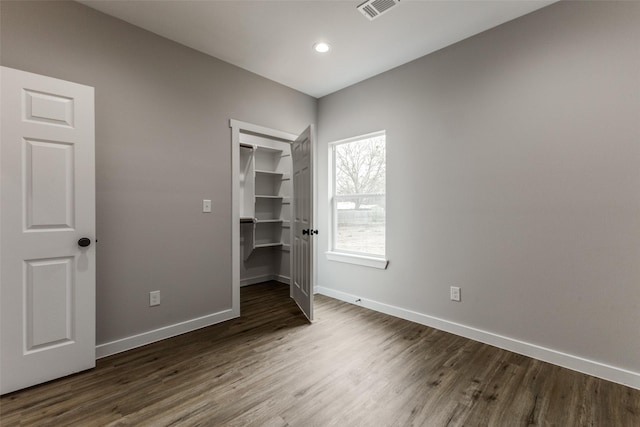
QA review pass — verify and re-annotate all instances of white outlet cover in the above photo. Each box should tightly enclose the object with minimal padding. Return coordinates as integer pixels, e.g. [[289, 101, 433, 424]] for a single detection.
[[450, 286, 461, 302], [150, 290, 161, 306]]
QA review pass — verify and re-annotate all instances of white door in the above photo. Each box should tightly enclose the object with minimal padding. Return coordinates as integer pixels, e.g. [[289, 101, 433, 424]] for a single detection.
[[291, 125, 314, 321], [0, 67, 95, 395]]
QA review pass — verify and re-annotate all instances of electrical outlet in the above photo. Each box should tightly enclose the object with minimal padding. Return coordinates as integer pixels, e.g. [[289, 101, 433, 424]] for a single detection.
[[202, 199, 212, 213], [149, 290, 161, 306], [450, 286, 461, 302]]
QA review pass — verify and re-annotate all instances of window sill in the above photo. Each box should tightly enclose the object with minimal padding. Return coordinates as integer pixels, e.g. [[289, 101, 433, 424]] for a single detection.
[[325, 251, 389, 270]]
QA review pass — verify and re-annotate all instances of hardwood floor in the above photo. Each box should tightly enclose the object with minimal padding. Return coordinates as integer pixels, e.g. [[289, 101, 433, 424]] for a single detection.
[[1, 281, 638, 426]]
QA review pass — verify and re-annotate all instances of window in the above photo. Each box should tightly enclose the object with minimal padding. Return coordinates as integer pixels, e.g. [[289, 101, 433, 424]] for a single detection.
[[328, 131, 388, 269]]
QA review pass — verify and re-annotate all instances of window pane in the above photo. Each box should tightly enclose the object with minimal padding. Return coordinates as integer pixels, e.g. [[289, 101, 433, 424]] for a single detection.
[[334, 136, 385, 196], [331, 132, 386, 258], [335, 195, 385, 256]]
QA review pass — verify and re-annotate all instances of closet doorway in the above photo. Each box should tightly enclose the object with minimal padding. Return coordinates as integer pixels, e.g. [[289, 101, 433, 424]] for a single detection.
[[230, 120, 315, 321]]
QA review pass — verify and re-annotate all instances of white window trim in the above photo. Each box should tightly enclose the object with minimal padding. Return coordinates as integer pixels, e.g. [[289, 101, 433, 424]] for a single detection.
[[326, 251, 389, 269], [327, 130, 388, 269]]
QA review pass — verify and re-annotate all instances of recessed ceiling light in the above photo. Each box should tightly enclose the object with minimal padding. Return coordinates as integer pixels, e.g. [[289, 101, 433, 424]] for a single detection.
[[313, 42, 330, 53]]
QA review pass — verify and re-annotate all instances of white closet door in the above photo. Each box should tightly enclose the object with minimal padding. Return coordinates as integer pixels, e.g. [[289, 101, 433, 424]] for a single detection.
[[1, 67, 96, 394], [291, 125, 314, 321]]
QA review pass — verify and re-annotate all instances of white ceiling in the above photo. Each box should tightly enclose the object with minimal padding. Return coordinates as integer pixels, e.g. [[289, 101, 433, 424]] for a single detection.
[[80, 0, 555, 98]]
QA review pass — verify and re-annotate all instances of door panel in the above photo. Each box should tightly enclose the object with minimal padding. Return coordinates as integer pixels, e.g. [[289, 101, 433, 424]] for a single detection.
[[291, 125, 314, 321], [25, 89, 75, 127], [25, 257, 74, 351], [1, 66, 95, 395], [25, 139, 75, 229]]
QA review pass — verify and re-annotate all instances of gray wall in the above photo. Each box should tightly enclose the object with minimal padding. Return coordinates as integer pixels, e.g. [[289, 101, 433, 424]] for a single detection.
[[0, 1, 316, 345], [317, 1, 640, 374]]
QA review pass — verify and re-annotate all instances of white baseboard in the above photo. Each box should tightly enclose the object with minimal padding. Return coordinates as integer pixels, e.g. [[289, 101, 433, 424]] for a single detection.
[[99, 277, 293, 358], [317, 286, 640, 390], [241, 274, 290, 287], [275, 274, 290, 285], [96, 308, 237, 359]]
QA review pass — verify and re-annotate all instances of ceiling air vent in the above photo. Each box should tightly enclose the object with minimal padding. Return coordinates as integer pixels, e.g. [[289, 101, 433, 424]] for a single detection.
[[357, 0, 400, 21]]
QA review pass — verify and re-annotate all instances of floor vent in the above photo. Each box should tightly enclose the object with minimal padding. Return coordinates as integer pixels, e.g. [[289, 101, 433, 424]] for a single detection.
[[357, 0, 400, 21]]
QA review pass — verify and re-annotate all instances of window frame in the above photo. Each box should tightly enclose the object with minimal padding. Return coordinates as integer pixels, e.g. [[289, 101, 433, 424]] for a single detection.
[[326, 130, 389, 270]]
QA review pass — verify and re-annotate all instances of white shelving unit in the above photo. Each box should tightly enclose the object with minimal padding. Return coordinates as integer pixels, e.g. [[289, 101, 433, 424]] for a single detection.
[[240, 143, 291, 261]]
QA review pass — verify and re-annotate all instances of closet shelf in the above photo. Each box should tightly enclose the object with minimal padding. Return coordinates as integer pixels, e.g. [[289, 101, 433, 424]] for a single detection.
[[255, 170, 283, 176], [255, 219, 283, 223], [255, 195, 284, 199], [254, 242, 284, 249], [255, 146, 283, 154]]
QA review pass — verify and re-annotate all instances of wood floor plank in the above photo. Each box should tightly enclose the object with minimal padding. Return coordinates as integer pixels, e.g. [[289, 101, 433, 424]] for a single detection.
[[1, 281, 638, 426]]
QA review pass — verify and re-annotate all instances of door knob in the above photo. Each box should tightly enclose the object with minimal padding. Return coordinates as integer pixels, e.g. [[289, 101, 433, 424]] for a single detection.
[[302, 229, 309, 235], [78, 237, 91, 247]]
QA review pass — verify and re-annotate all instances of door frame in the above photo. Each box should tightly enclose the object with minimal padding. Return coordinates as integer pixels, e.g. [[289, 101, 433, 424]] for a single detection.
[[230, 119, 298, 316]]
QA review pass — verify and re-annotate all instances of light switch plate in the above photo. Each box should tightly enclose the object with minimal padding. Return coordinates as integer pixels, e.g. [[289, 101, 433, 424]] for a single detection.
[[203, 199, 212, 213]]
